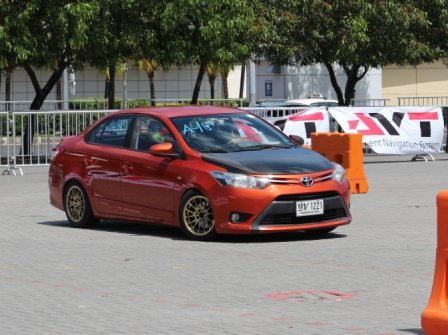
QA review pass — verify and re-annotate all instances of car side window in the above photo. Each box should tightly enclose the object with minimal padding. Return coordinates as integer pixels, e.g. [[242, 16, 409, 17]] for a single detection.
[[130, 116, 176, 152], [86, 115, 133, 148]]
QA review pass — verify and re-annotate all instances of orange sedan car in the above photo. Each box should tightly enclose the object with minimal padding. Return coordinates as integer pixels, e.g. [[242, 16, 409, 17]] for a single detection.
[[49, 105, 351, 240]]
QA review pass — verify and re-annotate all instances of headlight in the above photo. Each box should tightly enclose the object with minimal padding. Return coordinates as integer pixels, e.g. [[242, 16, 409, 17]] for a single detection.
[[331, 163, 346, 183], [211, 171, 271, 189]]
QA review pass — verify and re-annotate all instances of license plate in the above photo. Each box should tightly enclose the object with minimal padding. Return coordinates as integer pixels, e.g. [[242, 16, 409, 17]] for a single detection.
[[296, 199, 324, 216]]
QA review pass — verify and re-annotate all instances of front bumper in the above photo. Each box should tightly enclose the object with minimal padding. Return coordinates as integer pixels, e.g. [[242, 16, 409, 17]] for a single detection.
[[209, 176, 351, 234], [252, 191, 350, 229]]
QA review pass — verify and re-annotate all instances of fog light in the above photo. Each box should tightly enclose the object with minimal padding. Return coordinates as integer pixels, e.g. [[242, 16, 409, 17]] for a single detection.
[[229, 212, 252, 223], [230, 213, 240, 223]]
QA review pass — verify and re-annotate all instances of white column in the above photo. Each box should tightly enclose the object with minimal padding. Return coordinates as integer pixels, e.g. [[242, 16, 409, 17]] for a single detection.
[[62, 68, 69, 110], [248, 59, 257, 106]]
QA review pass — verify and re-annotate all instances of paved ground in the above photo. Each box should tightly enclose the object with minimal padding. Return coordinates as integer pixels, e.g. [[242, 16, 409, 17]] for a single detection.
[[1, 155, 446, 335]]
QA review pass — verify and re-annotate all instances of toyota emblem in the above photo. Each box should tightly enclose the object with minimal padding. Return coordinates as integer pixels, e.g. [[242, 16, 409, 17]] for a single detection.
[[301, 176, 314, 187]]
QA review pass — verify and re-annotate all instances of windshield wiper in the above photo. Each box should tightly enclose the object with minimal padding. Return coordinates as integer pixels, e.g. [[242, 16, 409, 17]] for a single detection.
[[239, 144, 293, 151], [200, 148, 230, 153]]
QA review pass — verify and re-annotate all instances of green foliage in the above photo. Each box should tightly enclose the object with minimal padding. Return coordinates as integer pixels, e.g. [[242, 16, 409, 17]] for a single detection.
[[0, 1, 98, 70], [69, 99, 109, 110], [154, 0, 255, 103], [254, 0, 443, 67], [158, 0, 254, 67], [125, 99, 152, 108], [1, 0, 448, 109], [253, 0, 448, 105]]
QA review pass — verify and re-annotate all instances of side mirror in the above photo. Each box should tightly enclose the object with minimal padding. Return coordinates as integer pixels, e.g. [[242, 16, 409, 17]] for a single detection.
[[149, 142, 180, 158], [289, 134, 305, 146]]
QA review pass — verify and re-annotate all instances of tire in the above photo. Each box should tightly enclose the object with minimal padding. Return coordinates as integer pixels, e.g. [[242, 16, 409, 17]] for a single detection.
[[64, 182, 99, 228], [179, 190, 216, 240]]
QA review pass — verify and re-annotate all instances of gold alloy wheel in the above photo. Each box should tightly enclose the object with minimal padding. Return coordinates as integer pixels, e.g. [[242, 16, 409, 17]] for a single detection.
[[66, 185, 86, 223], [182, 195, 215, 237]]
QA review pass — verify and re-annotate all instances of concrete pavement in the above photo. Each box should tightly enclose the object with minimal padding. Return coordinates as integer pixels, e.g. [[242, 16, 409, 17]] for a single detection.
[[1, 156, 446, 334]]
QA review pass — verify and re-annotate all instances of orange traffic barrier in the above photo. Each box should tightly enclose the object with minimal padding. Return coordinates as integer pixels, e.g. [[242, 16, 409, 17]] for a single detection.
[[310, 132, 368, 194], [422, 191, 448, 335]]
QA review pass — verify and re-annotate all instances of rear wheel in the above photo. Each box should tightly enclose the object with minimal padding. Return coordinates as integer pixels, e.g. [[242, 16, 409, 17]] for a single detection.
[[180, 190, 216, 240], [64, 182, 99, 228]]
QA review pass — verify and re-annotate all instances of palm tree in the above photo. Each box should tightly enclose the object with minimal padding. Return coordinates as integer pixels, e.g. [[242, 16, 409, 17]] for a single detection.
[[206, 63, 219, 102], [96, 63, 126, 109], [220, 64, 234, 100], [219, 65, 233, 99], [138, 59, 158, 106]]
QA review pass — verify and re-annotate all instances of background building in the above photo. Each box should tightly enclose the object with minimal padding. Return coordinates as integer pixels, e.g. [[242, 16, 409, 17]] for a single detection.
[[383, 61, 448, 105], [2, 61, 447, 107], [252, 60, 382, 102]]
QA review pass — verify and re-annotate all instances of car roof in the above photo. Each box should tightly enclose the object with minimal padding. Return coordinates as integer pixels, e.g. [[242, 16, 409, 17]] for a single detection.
[[256, 101, 309, 108], [285, 98, 339, 106], [113, 105, 243, 118]]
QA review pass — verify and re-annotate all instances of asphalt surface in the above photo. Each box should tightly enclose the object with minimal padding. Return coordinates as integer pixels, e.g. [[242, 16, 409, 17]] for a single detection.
[[1, 154, 447, 335]]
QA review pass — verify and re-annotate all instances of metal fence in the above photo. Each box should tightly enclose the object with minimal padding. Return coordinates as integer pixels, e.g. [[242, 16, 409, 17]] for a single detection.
[[244, 106, 306, 119], [0, 98, 247, 112], [129, 98, 247, 108], [1, 110, 116, 174], [398, 96, 448, 106], [0, 100, 110, 112], [351, 98, 390, 107], [2, 102, 445, 174], [2, 106, 304, 172], [0, 112, 10, 169]]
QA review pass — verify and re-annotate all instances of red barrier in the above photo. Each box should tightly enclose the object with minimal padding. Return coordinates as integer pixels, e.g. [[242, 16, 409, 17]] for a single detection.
[[310, 133, 368, 194], [422, 191, 448, 334]]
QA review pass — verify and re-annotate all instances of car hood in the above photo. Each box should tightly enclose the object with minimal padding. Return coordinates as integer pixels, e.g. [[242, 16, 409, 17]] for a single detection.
[[202, 147, 333, 174]]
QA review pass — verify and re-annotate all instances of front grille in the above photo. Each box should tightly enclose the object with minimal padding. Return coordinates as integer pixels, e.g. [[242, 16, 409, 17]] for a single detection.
[[260, 208, 348, 225], [254, 192, 349, 227], [274, 192, 340, 202]]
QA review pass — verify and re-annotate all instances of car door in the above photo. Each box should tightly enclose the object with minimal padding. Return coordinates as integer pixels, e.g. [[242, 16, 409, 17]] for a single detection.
[[83, 114, 134, 216], [120, 116, 178, 223]]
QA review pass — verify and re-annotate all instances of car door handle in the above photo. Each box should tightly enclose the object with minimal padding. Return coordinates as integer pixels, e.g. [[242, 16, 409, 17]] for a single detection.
[[121, 163, 134, 173], [82, 157, 92, 166]]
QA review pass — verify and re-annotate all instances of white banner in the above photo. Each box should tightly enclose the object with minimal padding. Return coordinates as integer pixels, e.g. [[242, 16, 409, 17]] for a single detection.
[[280, 108, 330, 145], [329, 107, 444, 154]]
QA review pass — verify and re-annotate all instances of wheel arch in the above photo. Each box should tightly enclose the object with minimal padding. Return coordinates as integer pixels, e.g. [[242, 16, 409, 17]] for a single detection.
[[62, 177, 97, 215], [177, 188, 217, 240]]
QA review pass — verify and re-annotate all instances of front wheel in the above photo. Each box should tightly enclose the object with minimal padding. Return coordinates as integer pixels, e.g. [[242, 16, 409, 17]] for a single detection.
[[180, 190, 216, 240], [64, 182, 99, 228]]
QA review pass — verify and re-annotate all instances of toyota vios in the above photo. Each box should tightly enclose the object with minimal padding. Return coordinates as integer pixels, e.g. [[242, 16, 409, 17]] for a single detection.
[[49, 105, 351, 240]]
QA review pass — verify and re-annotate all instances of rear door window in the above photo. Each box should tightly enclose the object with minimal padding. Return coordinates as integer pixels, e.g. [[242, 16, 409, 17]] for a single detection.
[[86, 115, 134, 148]]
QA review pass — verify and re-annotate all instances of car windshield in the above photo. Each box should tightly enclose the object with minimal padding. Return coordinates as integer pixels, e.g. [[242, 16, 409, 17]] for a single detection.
[[171, 113, 295, 153]]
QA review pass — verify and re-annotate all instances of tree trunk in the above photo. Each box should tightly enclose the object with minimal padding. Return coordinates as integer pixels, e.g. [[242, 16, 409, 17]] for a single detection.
[[325, 63, 344, 106], [222, 74, 229, 100], [346, 64, 368, 106], [23, 64, 66, 156], [108, 64, 115, 109], [208, 76, 216, 100], [146, 71, 156, 106], [343, 64, 359, 106], [191, 62, 206, 105], [220, 67, 230, 101], [56, 78, 62, 110], [104, 78, 110, 99]]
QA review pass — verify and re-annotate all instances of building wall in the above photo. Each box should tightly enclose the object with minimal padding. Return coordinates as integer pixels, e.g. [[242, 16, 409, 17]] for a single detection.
[[253, 60, 383, 102], [1, 64, 245, 103], [2, 60, 386, 105], [383, 61, 448, 105]]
